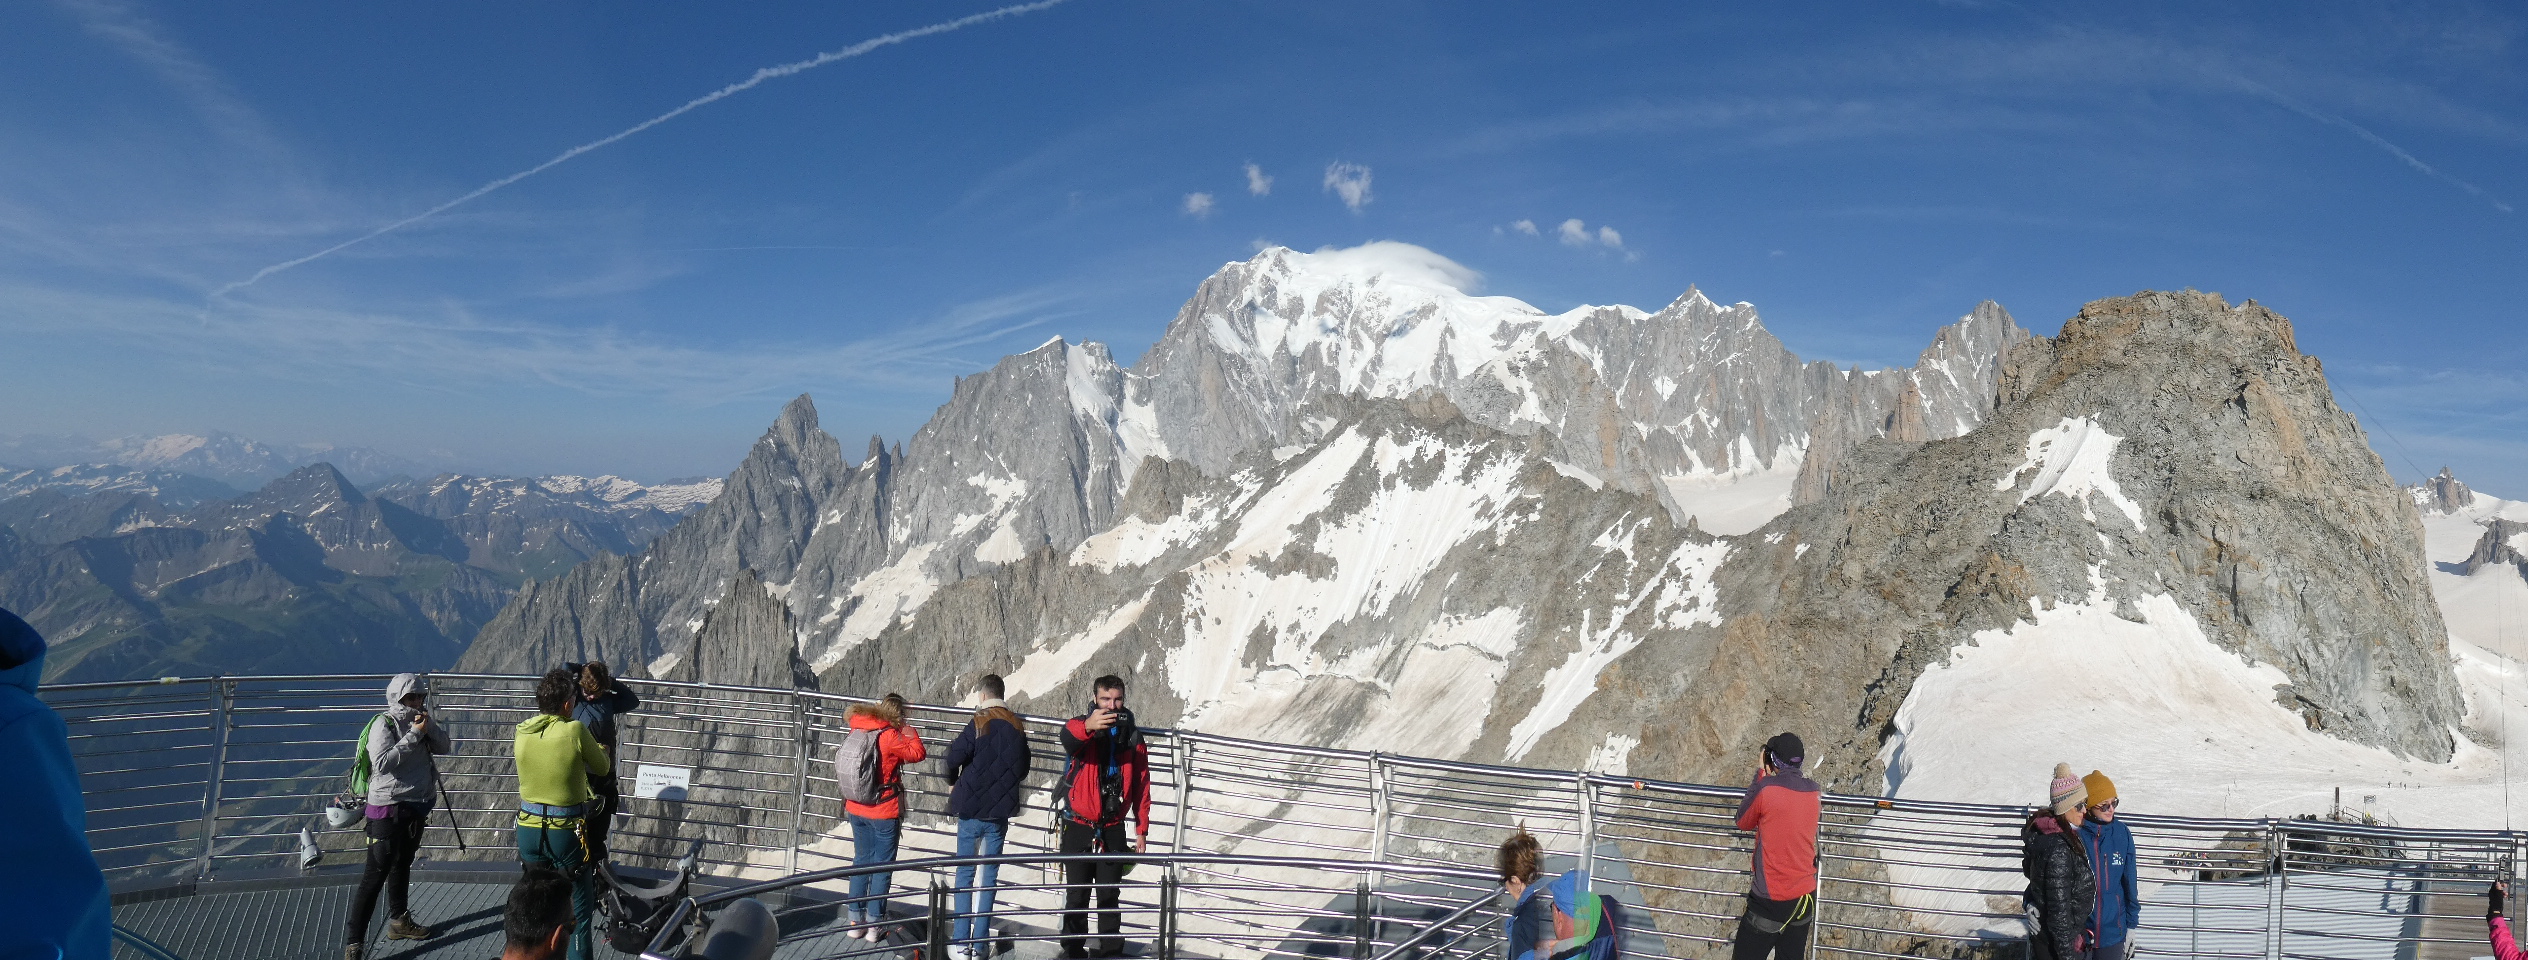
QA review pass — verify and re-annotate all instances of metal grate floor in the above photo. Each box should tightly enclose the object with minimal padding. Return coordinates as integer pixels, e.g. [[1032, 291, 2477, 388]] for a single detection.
[[114, 881, 512, 960]]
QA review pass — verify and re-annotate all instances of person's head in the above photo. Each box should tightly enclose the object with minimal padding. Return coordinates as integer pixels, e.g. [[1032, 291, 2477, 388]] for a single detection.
[[2082, 770, 2119, 823], [975, 673, 1006, 702], [1762, 732, 1805, 773], [2048, 763, 2088, 825], [535, 668, 578, 717], [1495, 828, 1543, 888], [854, 695, 904, 726], [579, 661, 611, 699], [503, 864, 575, 960], [387, 673, 428, 712], [1093, 674, 1127, 713]]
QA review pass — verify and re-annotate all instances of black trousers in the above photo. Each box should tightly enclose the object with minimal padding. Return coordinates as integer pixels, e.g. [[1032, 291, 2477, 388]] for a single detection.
[[1059, 821, 1130, 956], [584, 770, 621, 860], [1728, 892, 1812, 960], [345, 806, 429, 944]]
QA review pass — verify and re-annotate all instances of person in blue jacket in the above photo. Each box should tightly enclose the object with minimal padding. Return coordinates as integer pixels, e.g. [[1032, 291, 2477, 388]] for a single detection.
[[2080, 770, 2140, 958], [0, 606, 112, 960], [941, 674, 1032, 960]]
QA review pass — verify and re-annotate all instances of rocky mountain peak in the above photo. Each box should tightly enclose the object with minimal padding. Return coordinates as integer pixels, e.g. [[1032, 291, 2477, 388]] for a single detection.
[[2420, 467, 2476, 514]]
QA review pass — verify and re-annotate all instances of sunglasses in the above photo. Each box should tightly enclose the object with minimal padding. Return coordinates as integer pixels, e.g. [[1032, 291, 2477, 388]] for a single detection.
[[2093, 800, 2118, 812]]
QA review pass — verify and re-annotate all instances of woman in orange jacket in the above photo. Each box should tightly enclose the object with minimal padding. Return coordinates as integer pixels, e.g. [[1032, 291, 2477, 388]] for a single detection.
[[839, 694, 927, 938]]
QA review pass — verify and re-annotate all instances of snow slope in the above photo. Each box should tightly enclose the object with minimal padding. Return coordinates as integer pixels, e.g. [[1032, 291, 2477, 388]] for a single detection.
[[1874, 486, 2528, 937]]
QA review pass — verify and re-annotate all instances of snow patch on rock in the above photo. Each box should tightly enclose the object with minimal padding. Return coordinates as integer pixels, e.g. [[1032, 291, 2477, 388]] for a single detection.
[[1994, 416, 2143, 528]]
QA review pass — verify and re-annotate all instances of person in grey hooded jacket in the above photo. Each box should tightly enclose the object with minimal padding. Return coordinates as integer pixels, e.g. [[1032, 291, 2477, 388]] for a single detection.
[[0, 606, 112, 960], [344, 673, 453, 959]]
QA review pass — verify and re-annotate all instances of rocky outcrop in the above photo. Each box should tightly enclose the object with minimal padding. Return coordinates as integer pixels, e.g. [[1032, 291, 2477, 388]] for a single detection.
[[2421, 467, 2477, 514], [1591, 291, 2462, 793], [2463, 519, 2528, 576]]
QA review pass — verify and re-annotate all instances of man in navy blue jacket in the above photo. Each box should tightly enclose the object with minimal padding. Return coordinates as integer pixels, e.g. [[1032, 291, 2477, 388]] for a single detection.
[[943, 674, 1032, 960], [0, 606, 111, 960], [2080, 770, 2140, 958]]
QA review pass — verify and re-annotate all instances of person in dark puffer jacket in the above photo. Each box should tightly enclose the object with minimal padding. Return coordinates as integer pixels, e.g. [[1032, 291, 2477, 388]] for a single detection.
[[943, 674, 1032, 960], [2023, 763, 2096, 960]]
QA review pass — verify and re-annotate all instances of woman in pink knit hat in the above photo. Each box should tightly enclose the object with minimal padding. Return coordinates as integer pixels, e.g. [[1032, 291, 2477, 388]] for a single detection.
[[2021, 763, 2096, 960]]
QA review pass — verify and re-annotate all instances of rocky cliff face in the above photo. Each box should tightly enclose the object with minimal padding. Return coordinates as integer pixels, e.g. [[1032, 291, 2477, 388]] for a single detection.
[[1598, 291, 2459, 793]]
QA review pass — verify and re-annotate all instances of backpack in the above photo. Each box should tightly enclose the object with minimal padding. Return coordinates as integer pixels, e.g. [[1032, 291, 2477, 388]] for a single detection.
[[328, 714, 389, 827], [835, 727, 889, 806]]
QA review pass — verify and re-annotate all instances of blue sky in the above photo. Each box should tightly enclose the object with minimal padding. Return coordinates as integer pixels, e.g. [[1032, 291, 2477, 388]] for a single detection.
[[1, 0, 2521, 485]]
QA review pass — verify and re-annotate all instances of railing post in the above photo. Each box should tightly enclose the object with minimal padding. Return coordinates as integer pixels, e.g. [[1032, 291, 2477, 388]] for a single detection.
[[1370, 754, 1391, 864], [927, 881, 951, 960], [1170, 735, 1194, 854], [1576, 774, 1597, 879], [193, 679, 232, 882], [2264, 820, 2285, 960], [1353, 879, 1374, 960], [787, 693, 810, 879], [1158, 862, 1179, 960]]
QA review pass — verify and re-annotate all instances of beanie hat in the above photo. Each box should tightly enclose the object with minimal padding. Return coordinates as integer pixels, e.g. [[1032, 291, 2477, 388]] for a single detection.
[[2082, 770, 2117, 807], [2048, 763, 2087, 815], [1764, 732, 1805, 768]]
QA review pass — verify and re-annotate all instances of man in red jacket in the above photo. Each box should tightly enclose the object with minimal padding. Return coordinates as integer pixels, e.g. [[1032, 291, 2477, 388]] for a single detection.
[[1730, 732, 1821, 960], [1058, 674, 1151, 959]]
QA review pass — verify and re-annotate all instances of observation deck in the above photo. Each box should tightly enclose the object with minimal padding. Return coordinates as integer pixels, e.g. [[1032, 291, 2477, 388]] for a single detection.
[[49, 673, 2528, 960]]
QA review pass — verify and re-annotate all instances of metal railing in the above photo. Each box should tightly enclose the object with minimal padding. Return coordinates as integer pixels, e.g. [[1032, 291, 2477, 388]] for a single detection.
[[633, 853, 1506, 960], [46, 672, 2528, 960]]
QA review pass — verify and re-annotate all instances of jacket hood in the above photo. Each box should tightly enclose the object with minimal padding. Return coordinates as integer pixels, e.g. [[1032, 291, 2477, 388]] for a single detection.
[[0, 607, 42, 696], [518, 713, 567, 736], [385, 673, 426, 717], [849, 712, 891, 731], [2027, 811, 2070, 835]]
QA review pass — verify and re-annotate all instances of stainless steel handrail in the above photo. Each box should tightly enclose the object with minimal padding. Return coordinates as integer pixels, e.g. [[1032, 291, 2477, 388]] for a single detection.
[[49, 672, 2528, 960]]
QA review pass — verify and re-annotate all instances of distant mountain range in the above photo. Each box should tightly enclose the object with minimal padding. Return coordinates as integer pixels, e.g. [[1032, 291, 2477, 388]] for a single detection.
[[0, 460, 720, 683], [0, 431, 450, 490]]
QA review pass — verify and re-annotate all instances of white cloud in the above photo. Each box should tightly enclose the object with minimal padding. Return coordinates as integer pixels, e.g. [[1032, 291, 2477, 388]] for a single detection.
[[1597, 225, 1624, 248], [1183, 192, 1216, 219], [1322, 162, 1373, 212], [1558, 218, 1592, 246], [1512, 219, 1539, 236], [1244, 163, 1273, 196]]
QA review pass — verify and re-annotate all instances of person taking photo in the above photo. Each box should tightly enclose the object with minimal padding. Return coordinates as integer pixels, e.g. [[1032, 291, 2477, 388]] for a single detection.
[[1058, 675, 1151, 959]]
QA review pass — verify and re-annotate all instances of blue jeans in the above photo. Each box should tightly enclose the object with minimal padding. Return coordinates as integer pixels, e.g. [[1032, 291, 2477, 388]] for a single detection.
[[953, 818, 1009, 946], [849, 814, 901, 923]]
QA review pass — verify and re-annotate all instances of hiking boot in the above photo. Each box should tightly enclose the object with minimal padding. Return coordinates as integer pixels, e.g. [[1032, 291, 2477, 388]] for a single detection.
[[386, 915, 437, 940]]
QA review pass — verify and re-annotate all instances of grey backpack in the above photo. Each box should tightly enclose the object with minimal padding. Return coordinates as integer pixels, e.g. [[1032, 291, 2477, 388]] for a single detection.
[[834, 727, 887, 805]]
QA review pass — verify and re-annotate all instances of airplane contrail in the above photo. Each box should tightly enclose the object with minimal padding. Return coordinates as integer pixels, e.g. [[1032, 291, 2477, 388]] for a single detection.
[[213, 0, 1072, 297]]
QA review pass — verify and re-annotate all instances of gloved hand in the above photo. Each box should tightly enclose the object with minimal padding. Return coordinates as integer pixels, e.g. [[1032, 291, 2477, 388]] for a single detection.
[[2492, 879, 2509, 919]]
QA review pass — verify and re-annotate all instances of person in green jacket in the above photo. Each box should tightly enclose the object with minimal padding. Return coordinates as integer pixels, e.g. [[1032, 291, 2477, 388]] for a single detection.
[[514, 667, 611, 960]]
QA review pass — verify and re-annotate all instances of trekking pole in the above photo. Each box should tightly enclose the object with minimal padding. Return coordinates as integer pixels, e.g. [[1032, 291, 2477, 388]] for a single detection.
[[438, 780, 469, 852]]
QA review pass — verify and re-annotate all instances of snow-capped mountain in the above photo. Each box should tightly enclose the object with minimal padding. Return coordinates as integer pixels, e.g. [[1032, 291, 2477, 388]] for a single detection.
[[459, 243, 2031, 683], [453, 243, 2457, 806]]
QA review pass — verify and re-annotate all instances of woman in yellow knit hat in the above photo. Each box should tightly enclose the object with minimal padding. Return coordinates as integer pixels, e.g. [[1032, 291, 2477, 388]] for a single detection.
[[2080, 770, 2139, 958]]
